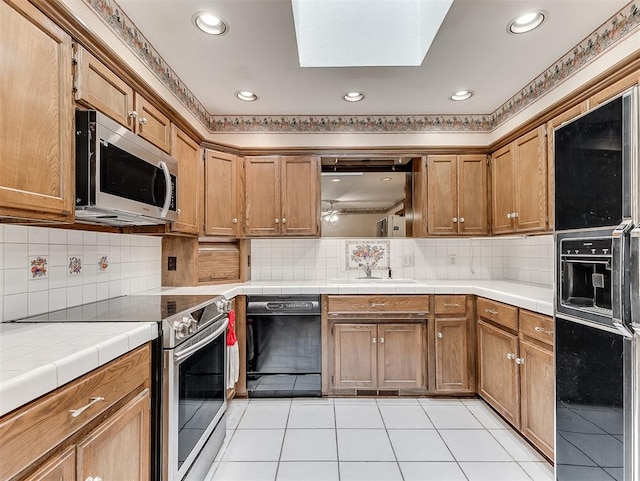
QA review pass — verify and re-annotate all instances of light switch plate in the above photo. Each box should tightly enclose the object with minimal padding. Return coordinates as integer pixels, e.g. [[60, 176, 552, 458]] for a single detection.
[[402, 254, 414, 267]]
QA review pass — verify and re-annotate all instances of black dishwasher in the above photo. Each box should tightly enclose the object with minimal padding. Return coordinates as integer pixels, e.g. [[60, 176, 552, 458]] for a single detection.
[[246, 296, 321, 397]]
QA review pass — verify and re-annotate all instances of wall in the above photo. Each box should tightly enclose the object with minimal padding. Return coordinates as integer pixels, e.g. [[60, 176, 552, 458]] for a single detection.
[[0, 225, 161, 322], [250, 234, 554, 286]]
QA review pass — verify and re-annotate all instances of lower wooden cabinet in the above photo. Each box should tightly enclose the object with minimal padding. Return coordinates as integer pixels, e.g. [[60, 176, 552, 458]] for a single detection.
[[331, 322, 425, 393], [26, 447, 76, 481]]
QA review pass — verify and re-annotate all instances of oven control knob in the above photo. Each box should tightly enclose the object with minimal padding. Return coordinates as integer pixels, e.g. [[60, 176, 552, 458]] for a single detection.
[[215, 300, 224, 311], [188, 316, 198, 333], [603, 248, 609, 254], [224, 299, 232, 312], [176, 321, 190, 339]]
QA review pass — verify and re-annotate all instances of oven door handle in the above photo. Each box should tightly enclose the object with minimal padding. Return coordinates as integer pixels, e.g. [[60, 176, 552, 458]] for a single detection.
[[612, 220, 634, 338], [631, 226, 640, 331], [174, 318, 229, 363]]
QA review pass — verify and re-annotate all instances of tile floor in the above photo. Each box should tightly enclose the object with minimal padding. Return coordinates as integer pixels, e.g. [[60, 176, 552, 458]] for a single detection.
[[204, 397, 554, 481]]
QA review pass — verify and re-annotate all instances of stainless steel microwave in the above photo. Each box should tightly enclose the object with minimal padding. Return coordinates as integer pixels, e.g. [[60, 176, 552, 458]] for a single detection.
[[75, 110, 178, 226]]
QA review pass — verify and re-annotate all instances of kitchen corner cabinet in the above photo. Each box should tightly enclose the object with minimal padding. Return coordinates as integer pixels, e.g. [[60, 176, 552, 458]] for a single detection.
[[243, 156, 320, 237], [205, 150, 242, 237], [74, 45, 171, 153], [169, 125, 201, 235], [427, 155, 488, 236], [0, 0, 74, 222], [491, 126, 548, 234], [433, 295, 475, 393], [0, 345, 151, 481]]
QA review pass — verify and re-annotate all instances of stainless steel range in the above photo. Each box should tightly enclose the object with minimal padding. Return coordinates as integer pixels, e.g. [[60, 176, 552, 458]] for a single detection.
[[15, 294, 231, 481]]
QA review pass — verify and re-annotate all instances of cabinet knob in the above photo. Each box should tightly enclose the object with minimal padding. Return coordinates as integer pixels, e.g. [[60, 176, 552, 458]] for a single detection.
[[275, 218, 279, 224], [506, 213, 512, 219], [453, 217, 458, 223], [516, 357, 525, 365], [232, 218, 238, 224], [380, 337, 384, 344], [128, 111, 138, 118], [372, 337, 376, 344], [459, 217, 465, 223], [282, 218, 287, 224], [513, 212, 519, 218], [437, 332, 443, 339], [506, 352, 516, 360], [177, 208, 181, 214], [139, 117, 148, 125]]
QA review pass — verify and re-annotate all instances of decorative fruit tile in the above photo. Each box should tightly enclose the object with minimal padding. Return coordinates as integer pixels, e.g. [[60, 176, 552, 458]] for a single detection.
[[68, 256, 83, 276], [97, 254, 109, 273], [29, 256, 48, 280], [345, 240, 390, 271]]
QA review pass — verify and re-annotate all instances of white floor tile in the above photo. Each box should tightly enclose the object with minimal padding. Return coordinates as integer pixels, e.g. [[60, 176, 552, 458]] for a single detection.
[[210, 462, 278, 481], [276, 462, 339, 481], [337, 429, 396, 461], [376, 398, 421, 405], [459, 398, 486, 406], [439, 430, 512, 462], [280, 429, 337, 461], [459, 462, 531, 481], [335, 404, 385, 429], [519, 461, 555, 481], [387, 430, 454, 461], [287, 404, 335, 428], [399, 462, 467, 481], [379, 405, 434, 429], [467, 404, 511, 429], [226, 401, 249, 430], [423, 405, 484, 429], [237, 403, 290, 429], [489, 429, 546, 462], [222, 429, 285, 461], [339, 462, 403, 481]]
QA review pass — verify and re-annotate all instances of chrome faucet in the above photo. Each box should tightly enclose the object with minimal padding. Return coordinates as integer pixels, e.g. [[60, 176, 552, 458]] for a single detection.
[[359, 263, 372, 278]]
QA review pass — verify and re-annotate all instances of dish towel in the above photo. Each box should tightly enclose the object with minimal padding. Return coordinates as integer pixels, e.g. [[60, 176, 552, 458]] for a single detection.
[[227, 309, 239, 387]]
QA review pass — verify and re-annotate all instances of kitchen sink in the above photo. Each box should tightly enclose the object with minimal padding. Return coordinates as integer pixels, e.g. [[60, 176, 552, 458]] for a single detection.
[[327, 278, 420, 284]]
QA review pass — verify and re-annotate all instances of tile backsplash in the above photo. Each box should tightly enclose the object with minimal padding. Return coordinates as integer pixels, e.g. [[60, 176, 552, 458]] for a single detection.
[[250, 235, 554, 286], [0, 225, 161, 322]]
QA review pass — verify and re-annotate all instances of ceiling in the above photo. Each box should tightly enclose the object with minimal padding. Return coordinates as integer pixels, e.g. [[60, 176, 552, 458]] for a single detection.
[[116, 0, 628, 117]]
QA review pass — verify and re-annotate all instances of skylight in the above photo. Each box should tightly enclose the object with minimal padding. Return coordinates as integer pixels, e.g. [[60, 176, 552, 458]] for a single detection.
[[291, 0, 453, 67]]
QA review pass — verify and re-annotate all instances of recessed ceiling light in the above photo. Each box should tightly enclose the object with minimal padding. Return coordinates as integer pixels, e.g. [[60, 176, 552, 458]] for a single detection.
[[343, 92, 365, 102], [508, 11, 546, 34], [331, 178, 341, 182], [450, 90, 474, 101], [193, 12, 228, 35], [235, 90, 257, 102], [380, 177, 392, 181]]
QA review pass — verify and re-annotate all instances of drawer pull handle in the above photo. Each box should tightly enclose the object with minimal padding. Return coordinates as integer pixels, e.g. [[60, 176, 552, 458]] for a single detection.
[[86, 477, 103, 481], [444, 303, 461, 307], [370, 303, 386, 307], [70, 397, 104, 418], [534, 326, 553, 336], [437, 332, 443, 339], [506, 352, 516, 360], [485, 309, 499, 316]]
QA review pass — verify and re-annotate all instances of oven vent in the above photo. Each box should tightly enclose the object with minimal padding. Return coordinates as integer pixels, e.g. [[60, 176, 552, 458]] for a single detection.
[[355, 389, 400, 396]]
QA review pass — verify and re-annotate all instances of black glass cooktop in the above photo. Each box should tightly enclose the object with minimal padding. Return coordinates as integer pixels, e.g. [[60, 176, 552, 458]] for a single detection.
[[13, 295, 219, 323]]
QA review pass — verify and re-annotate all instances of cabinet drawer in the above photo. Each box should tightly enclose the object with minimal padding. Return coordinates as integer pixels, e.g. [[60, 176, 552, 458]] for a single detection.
[[327, 295, 429, 315], [520, 310, 554, 346], [0, 344, 150, 481], [477, 297, 518, 330], [434, 295, 467, 315]]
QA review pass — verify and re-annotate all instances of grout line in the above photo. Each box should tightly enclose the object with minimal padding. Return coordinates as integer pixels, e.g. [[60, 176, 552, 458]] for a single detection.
[[273, 399, 292, 481], [375, 399, 405, 481], [333, 398, 341, 481]]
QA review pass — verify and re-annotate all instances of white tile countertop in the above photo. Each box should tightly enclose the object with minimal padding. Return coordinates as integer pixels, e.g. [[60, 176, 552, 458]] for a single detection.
[[160, 280, 554, 317], [0, 322, 157, 417]]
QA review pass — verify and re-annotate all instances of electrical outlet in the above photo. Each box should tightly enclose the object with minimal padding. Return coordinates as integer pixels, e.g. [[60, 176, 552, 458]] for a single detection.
[[402, 254, 414, 267], [167, 256, 177, 271], [448, 254, 457, 265]]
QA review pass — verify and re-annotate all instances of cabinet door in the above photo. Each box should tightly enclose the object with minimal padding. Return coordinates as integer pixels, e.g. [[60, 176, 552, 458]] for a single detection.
[[74, 46, 135, 130], [205, 151, 240, 236], [170, 125, 200, 234], [333, 324, 377, 389], [490, 145, 515, 234], [76, 389, 150, 481], [434, 319, 469, 392], [0, 0, 74, 221], [378, 323, 425, 390], [280, 156, 319, 236], [26, 447, 75, 481], [458, 155, 488, 235], [244, 156, 280, 236], [134, 94, 171, 152], [477, 321, 520, 427], [519, 339, 554, 459], [514, 126, 547, 232], [427, 155, 458, 235]]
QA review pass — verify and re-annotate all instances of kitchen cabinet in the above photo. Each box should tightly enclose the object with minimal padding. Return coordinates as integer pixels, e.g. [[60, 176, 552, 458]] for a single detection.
[[243, 155, 320, 237], [0, 345, 151, 481], [491, 126, 548, 234], [427, 155, 488, 235], [325, 295, 428, 395], [0, 0, 74, 222], [75, 44, 171, 152], [433, 295, 475, 393], [169, 125, 201, 235], [205, 150, 242, 237]]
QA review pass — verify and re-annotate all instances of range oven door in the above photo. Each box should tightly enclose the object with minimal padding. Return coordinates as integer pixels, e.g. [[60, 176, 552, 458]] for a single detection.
[[163, 318, 228, 481]]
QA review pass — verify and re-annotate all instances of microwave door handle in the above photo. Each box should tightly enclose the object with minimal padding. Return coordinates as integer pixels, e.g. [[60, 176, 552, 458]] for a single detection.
[[159, 161, 172, 218], [612, 221, 634, 337]]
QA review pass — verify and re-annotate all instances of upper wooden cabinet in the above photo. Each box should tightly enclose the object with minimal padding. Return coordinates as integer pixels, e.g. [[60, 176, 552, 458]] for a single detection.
[[243, 155, 320, 237], [427, 154, 488, 236], [169, 125, 201, 235], [205, 150, 242, 237], [0, 0, 74, 222], [75, 45, 171, 153], [491, 126, 548, 234]]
